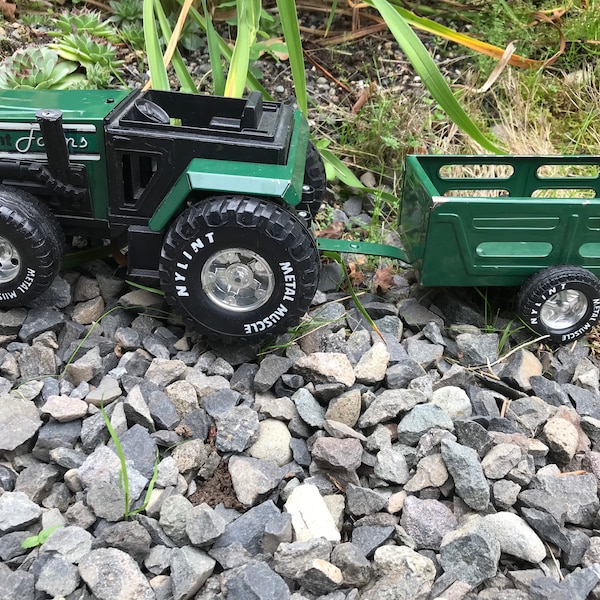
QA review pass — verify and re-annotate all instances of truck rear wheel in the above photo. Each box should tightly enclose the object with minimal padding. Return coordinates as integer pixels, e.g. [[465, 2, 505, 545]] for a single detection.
[[297, 141, 326, 219], [0, 186, 63, 307], [518, 265, 600, 344], [159, 196, 320, 341]]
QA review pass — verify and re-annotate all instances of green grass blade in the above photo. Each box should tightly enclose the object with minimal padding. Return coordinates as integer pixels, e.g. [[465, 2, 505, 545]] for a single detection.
[[101, 404, 131, 517], [319, 147, 364, 188], [365, 0, 505, 154], [276, 0, 307, 115], [143, 0, 169, 90], [178, 0, 271, 97], [202, 0, 225, 96], [154, 0, 197, 93], [224, 0, 261, 97]]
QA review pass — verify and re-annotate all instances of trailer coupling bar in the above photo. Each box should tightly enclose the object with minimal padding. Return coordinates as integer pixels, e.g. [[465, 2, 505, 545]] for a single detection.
[[316, 238, 409, 263]]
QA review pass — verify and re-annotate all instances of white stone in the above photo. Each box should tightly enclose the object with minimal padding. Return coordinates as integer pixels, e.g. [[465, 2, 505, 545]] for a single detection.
[[284, 484, 341, 542], [431, 386, 472, 419], [247, 419, 292, 466], [354, 342, 390, 384], [482, 512, 546, 563]]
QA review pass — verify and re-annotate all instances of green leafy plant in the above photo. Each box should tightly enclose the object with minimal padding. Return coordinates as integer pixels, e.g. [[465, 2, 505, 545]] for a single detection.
[[0, 47, 84, 90], [49, 33, 125, 87], [21, 525, 63, 550], [109, 0, 144, 26], [101, 404, 160, 520], [49, 11, 120, 42]]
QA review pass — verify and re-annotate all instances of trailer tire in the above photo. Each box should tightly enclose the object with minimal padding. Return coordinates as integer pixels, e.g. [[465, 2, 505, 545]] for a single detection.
[[297, 141, 326, 219], [518, 265, 600, 344], [159, 195, 320, 341], [0, 186, 63, 307]]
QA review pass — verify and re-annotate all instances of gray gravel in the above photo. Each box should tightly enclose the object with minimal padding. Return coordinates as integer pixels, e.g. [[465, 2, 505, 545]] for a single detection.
[[3, 201, 600, 600]]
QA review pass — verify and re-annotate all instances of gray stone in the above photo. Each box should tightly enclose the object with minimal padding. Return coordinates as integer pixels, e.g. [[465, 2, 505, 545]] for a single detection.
[[440, 516, 501, 586], [431, 385, 472, 419], [224, 562, 290, 600], [330, 542, 372, 587], [0, 491, 42, 533], [0, 394, 42, 451], [18, 306, 66, 342], [404, 453, 450, 492], [529, 565, 600, 600], [215, 405, 259, 453], [293, 352, 356, 387], [543, 415, 580, 462], [404, 337, 444, 369], [385, 359, 427, 389], [519, 467, 599, 527], [18, 342, 57, 378], [171, 439, 208, 474], [208, 541, 254, 570], [398, 404, 454, 445], [441, 439, 490, 511], [86, 480, 126, 522], [29, 553, 79, 597], [346, 484, 388, 516], [374, 446, 410, 484], [351, 524, 395, 557], [0, 562, 34, 600], [41, 525, 93, 563], [492, 479, 521, 509], [400, 495, 458, 550], [15, 463, 60, 503], [456, 332, 499, 366], [254, 355, 293, 392], [263, 512, 293, 554], [454, 419, 494, 457], [79, 547, 156, 600], [301, 559, 343, 595], [159, 494, 193, 546], [530, 375, 570, 407], [292, 387, 326, 428], [212, 500, 281, 555], [170, 546, 216, 600], [312, 436, 363, 472], [358, 389, 426, 428], [145, 545, 175, 575], [481, 443, 523, 479], [92, 521, 152, 564], [203, 388, 241, 417], [354, 342, 390, 384], [362, 545, 437, 600], [145, 358, 187, 388], [398, 298, 444, 328], [165, 380, 199, 418], [273, 537, 333, 580], [229, 456, 284, 507], [41, 395, 88, 422]]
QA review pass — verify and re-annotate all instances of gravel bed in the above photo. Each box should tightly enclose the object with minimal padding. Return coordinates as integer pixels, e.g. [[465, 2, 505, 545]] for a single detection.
[[2, 191, 600, 600]]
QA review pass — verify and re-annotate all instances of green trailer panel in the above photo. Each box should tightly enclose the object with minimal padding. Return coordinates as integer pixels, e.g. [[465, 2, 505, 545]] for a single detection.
[[400, 154, 600, 287]]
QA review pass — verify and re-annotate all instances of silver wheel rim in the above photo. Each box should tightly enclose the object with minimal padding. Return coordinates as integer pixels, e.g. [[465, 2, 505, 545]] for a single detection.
[[0, 235, 20, 284], [540, 289, 588, 330], [201, 247, 275, 312]]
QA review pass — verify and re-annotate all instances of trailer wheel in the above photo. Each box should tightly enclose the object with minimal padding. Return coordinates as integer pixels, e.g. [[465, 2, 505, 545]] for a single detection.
[[159, 196, 320, 341], [0, 186, 63, 307], [518, 265, 600, 344], [297, 141, 326, 219]]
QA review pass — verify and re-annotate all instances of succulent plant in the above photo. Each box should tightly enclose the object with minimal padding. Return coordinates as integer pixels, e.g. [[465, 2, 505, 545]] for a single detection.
[[49, 10, 120, 43], [108, 0, 144, 26], [0, 47, 85, 90]]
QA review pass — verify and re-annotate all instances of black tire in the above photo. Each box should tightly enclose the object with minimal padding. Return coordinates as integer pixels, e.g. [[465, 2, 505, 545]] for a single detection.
[[159, 196, 320, 341], [0, 186, 63, 307], [518, 265, 600, 344], [297, 141, 326, 219]]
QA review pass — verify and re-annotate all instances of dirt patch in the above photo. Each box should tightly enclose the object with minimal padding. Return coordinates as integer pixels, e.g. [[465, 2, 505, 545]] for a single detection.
[[188, 460, 246, 512]]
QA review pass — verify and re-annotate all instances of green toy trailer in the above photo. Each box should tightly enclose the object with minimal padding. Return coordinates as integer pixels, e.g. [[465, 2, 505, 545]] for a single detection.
[[1, 88, 599, 344], [320, 154, 600, 344]]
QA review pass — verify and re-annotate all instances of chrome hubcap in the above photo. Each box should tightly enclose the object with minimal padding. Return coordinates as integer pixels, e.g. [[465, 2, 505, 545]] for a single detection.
[[540, 289, 588, 330], [201, 247, 274, 312], [0, 235, 20, 284]]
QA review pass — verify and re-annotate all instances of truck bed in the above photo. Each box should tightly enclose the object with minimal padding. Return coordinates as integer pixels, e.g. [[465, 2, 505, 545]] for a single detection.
[[400, 154, 600, 287]]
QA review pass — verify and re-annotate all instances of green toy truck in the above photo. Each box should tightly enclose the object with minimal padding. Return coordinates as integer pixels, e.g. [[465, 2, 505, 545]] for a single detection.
[[1, 88, 600, 345]]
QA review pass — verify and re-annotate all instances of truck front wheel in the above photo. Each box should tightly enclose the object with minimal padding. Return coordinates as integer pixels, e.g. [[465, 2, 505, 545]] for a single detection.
[[518, 265, 600, 344], [0, 186, 63, 307], [159, 196, 320, 341]]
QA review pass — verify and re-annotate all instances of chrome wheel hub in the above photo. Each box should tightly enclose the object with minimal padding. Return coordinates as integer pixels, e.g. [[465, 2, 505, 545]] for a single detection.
[[0, 235, 20, 284], [540, 289, 588, 330], [201, 248, 274, 312]]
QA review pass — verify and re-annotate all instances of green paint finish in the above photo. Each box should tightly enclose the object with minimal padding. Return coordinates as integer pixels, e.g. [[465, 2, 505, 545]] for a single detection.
[[0, 89, 130, 221], [317, 238, 409, 261], [149, 112, 308, 232], [400, 154, 600, 287], [0, 89, 131, 123]]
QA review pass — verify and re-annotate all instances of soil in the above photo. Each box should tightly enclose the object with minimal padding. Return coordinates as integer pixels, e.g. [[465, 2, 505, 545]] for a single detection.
[[188, 460, 247, 512]]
